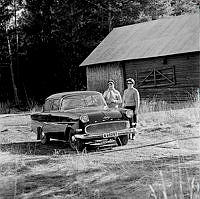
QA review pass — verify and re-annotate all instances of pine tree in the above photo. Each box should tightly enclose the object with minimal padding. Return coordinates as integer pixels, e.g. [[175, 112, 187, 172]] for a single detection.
[[143, 0, 173, 20], [171, 0, 199, 16]]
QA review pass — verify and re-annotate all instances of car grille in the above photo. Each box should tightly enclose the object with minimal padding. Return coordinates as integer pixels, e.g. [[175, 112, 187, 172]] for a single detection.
[[85, 121, 129, 135]]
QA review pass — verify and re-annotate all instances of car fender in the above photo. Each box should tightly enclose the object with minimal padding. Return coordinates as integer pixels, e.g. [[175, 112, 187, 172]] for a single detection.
[[64, 121, 80, 141]]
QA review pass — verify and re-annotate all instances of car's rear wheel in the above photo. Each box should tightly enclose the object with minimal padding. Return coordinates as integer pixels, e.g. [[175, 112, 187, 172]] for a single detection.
[[116, 135, 128, 146], [38, 128, 50, 144], [68, 129, 85, 151], [41, 133, 50, 144]]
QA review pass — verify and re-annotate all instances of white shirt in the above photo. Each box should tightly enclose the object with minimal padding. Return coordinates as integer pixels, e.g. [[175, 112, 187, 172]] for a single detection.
[[103, 89, 122, 108]]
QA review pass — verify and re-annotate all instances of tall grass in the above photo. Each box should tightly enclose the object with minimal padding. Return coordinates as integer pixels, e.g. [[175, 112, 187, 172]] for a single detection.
[[0, 101, 11, 114], [138, 99, 200, 129], [149, 158, 200, 199], [0, 96, 199, 198], [0, 100, 42, 114], [139, 99, 199, 113], [1, 94, 199, 114]]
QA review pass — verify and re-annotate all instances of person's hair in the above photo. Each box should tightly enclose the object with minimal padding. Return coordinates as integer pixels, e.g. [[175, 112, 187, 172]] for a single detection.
[[108, 79, 114, 84], [126, 78, 135, 85]]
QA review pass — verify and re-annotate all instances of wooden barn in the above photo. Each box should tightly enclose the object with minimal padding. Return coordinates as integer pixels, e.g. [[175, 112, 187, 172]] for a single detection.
[[80, 13, 200, 102]]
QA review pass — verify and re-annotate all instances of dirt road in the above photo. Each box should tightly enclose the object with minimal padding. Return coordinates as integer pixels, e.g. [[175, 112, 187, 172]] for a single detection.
[[0, 112, 200, 198], [0, 113, 200, 159]]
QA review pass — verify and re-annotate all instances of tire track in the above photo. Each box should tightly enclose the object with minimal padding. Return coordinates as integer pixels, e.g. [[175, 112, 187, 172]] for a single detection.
[[85, 135, 200, 156]]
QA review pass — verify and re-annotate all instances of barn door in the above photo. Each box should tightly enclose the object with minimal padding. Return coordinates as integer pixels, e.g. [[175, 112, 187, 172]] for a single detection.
[[137, 66, 176, 88]]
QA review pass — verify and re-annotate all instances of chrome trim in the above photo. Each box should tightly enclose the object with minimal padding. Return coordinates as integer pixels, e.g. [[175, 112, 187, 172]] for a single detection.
[[103, 116, 110, 120], [75, 129, 82, 132], [74, 134, 85, 139], [85, 120, 129, 134], [74, 128, 135, 140], [43, 122, 75, 125], [57, 122, 76, 124]]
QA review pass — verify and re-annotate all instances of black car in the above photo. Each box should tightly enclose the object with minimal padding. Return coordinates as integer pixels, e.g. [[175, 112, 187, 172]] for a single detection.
[[31, 91, 135, 151]]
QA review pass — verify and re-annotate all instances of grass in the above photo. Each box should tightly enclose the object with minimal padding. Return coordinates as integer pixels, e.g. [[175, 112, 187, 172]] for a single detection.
[[0, 101, 11, 114], [0, 100, 200, 198], [0, 100, 42, 114], [139, 100, 200, 126], [0, 97, 199, 114], [149, 157, 200, 199], [0, 151, 199, 198], [139, 100, 200, 198], [139, 98, 199, 113]]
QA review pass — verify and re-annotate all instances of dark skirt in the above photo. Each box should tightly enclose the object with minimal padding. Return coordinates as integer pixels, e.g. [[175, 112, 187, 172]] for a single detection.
[[124, 106, 137, 127]]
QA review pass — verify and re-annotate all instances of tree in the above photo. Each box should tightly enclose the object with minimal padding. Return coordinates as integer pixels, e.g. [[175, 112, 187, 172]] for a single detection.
[[138, 0, 172, 20], [0, 0, 22, 103], [0, 0, 199, 105], [171, 0, 199, 16]]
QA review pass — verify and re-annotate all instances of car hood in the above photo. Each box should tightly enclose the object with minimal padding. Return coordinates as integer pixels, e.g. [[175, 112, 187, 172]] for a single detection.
[[50, 107, 123, 123]]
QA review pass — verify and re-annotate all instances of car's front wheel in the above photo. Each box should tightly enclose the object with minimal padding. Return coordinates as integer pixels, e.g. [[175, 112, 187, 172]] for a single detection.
[[116, 135, 128, 146], [68, 129, 85, 151]]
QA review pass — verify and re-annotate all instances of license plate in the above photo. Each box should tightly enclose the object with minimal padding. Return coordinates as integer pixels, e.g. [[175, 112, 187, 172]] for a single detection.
[[103, 131, 118, 138]]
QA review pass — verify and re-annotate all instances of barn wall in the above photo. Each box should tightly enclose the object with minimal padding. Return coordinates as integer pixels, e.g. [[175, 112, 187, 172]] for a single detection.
[[86, 62, 124, 95], [124, 52, 200, 101]]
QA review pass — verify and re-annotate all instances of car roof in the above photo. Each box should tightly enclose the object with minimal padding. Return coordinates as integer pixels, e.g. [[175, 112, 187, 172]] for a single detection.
[[46, 91, 102, 100]]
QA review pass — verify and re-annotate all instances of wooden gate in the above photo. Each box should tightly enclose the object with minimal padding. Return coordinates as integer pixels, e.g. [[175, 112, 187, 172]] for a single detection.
[[137, 66, 176, 88]]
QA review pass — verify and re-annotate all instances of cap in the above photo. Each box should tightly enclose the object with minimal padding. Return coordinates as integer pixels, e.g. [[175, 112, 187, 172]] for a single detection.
[[126, 78, 135, 85], [108, 79, 115, 84]]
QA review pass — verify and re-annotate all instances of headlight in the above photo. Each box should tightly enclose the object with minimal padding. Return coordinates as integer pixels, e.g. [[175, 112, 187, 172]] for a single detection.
[[80, 114, 89, 123], [126, 122, 130, 128], [126, 109, 133, 118]]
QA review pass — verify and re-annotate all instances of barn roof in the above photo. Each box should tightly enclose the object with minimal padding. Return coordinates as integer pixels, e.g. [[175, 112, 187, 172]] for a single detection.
[[80, 13, 200, 66]]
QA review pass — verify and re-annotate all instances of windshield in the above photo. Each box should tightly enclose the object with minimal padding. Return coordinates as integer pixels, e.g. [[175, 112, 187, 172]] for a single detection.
[[61, 94, 107, 111]]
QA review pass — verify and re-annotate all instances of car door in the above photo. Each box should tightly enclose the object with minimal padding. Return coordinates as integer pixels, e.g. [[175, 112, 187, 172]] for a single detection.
[[42, 98, 67, 134], [31, 99, 53, 133]]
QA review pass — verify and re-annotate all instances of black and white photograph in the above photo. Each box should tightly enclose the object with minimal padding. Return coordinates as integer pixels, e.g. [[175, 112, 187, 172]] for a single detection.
[[0, 0, 200, 198]]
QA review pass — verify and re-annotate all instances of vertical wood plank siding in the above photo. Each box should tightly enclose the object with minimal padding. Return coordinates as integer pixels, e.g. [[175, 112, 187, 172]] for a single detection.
[[86, 52, 199, 101], [124, 52, 200, 101], [86, 62, 124, 95]]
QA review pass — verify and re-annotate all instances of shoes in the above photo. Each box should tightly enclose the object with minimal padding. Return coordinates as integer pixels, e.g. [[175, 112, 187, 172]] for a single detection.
[[129, 123, 137, 140], [132, 123, 137, 128], [129, 133, 135, 140]]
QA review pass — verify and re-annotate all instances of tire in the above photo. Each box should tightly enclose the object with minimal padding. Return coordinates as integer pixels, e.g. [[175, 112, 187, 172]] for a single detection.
[[116, 135, 128, 146], [68, 129, 85, 151], [38, 128, 50, 144]]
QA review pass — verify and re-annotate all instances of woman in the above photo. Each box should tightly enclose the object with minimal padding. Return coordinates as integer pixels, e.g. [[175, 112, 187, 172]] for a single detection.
[[103, 79, 122, 109]]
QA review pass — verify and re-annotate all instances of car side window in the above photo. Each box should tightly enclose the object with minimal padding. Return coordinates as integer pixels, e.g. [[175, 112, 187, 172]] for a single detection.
[[43, 99, 52, 112], [85, 95, 98, 106], [52, 99, 60, 111], [61, 97, 85, 110]]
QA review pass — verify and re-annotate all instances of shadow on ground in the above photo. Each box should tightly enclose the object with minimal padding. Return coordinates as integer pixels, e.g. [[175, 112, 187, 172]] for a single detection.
[[0, 140, 116, 155], [0, 140, 77, 155], [0, 153, 200, 199]]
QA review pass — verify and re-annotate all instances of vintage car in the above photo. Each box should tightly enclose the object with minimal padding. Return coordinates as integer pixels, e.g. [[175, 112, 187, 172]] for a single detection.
[[31, 91, 135, 151]]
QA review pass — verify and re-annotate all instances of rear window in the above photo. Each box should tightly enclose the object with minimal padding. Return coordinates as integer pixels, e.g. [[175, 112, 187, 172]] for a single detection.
[[43, 99, 60, 112], [52, 99, 60, 111], [43, 99, 52, 112]]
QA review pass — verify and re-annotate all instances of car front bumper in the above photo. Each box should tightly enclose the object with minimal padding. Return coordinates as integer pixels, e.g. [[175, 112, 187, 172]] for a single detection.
[[74, 128, 136, 141]]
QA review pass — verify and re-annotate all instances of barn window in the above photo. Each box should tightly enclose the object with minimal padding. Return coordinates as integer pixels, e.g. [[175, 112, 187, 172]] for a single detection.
[[43, 99, 52, 112], [137, 66, 176, 88]]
